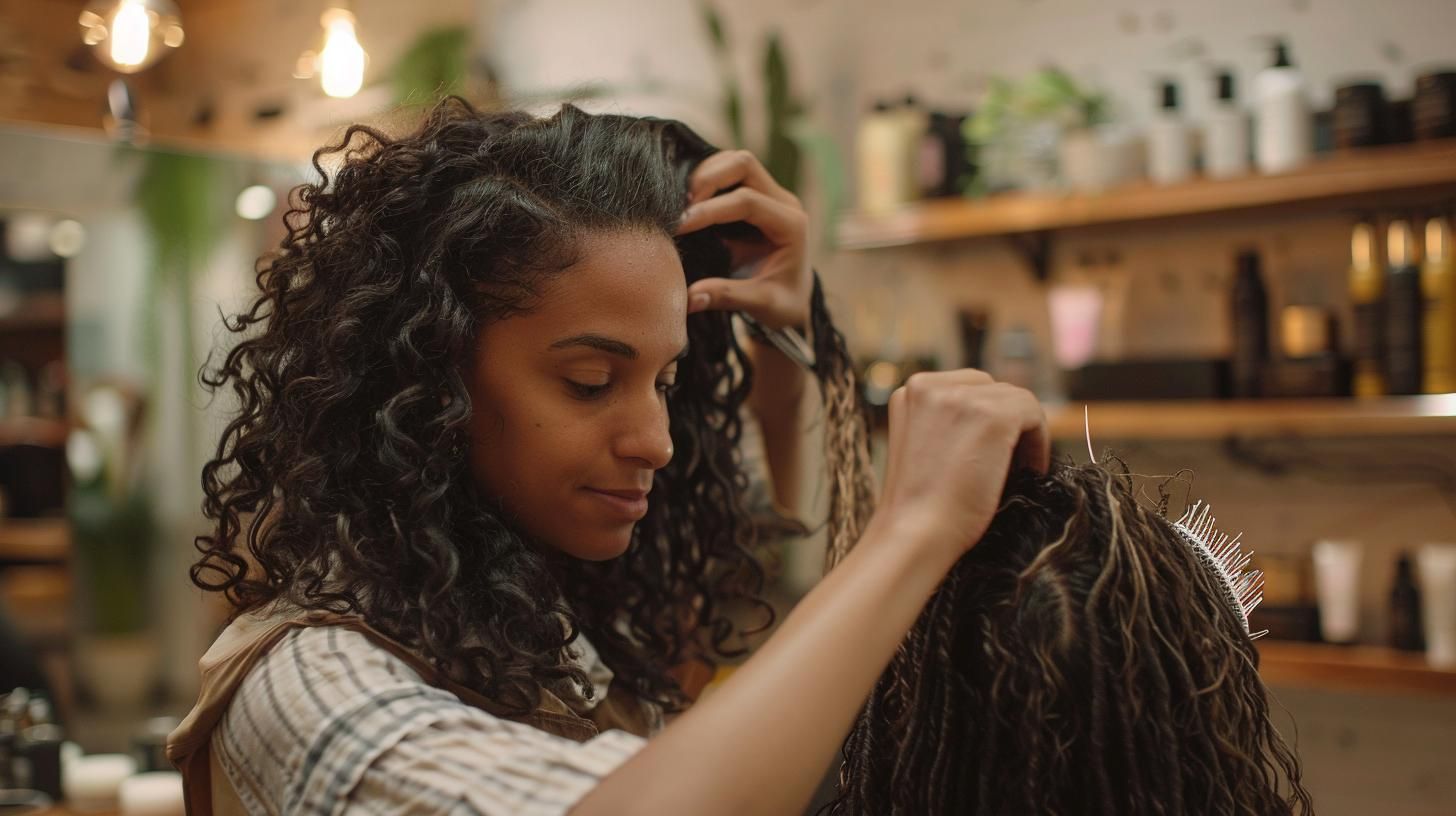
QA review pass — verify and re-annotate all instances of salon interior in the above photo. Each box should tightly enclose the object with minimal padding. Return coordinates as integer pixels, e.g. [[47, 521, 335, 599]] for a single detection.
[[1, 0, 1455, 813]]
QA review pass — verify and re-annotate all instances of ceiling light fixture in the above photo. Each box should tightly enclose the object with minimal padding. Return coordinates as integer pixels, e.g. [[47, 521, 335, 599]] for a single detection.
[[78, 0, 184, 74]]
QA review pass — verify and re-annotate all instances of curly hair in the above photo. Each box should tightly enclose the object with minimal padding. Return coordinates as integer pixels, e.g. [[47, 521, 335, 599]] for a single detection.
[[821, 461, 1313, 815], [193, 96, 869, 716]]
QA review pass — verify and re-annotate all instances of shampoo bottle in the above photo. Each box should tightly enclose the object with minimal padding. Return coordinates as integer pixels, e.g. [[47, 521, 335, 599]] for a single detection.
[[1422, 215, 1456, 393], [1205, 71, 1251, 178], [1254, 39, 1312, 174], [1148, 80, 1194, 185], [1385, 219, 1425, 395]]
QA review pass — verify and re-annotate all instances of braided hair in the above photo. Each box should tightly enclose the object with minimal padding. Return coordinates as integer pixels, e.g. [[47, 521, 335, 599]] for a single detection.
[[822, 461, 1313, 815]]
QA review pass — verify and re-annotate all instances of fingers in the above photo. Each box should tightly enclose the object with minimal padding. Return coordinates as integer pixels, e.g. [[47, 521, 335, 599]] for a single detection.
[[676, 185, 806, 245], [686, 276, 797, 317], [686, 149, 797, 208]]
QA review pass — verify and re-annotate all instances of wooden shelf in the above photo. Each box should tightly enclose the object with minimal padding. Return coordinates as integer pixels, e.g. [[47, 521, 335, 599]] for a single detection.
[[0, 517, 69, 563], [0, 415, 68, 448], [838, 140, 1456, 249], [1258, 640, 1456, 698], [0, 290, 64, 331], [1051, 395, 1456, 440]]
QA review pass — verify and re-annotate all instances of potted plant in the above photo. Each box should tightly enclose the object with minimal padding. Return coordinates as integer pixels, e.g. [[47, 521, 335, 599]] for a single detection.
[[68, 382, 160, 711], [963, 67, 1116, 194]]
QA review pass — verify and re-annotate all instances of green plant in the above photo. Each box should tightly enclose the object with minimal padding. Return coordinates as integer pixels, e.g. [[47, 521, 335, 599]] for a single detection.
[[962, 67, 1108, 195], [965, 68, 1107, 146], [699, 3, 845, 247], [392, 25, 471, 106]]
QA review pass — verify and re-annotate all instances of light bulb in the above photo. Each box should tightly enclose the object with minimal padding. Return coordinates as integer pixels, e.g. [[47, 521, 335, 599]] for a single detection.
[[109, 0, 149, 68], [319, 8, 366, 99], [235, 185, 277, 221], [79, 0, 182, 74]]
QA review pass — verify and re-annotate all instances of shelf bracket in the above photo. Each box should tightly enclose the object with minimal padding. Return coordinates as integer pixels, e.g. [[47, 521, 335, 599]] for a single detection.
[[1006, 230, 1053, 281]]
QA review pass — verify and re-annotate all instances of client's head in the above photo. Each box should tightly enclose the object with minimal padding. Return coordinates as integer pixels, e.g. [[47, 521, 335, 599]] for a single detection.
[[825, 460, 1311, 815]]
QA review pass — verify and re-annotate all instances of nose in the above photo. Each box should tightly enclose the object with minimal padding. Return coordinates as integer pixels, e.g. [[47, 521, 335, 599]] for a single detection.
[[611, 386, 674, 471]]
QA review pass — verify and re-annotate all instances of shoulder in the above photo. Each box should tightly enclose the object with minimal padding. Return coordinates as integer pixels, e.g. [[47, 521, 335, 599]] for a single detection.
[[213, 626, 456, 813], [214, 625, 648, 815]]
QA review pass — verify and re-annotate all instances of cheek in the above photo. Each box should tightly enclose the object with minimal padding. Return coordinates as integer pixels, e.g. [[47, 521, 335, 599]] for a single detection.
[[470, 398, 591, 515]]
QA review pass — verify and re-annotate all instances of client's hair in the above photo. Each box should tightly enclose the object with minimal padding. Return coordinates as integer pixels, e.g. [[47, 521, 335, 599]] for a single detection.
[[822, 460, 1313, 815]]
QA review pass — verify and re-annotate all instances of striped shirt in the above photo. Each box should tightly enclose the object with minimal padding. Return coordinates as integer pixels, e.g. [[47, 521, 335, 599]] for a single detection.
[[213, 625, 650, 815]]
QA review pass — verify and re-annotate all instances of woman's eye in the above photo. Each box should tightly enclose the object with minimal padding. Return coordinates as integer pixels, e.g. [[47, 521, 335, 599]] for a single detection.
[[656, 379, 678, 395], [566, 380, 610, 399]]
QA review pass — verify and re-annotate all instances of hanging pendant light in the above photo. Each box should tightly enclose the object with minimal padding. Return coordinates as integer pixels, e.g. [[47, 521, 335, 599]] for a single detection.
[[295, 5, 368, 99], [78, 0, 184, 74]]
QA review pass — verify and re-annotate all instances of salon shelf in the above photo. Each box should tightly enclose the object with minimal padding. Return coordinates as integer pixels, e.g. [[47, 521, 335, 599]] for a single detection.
[[1047, 395, 1456, 441], [0, 290, 65, 331], [837, 140, 1456, 250], [0, 415, 68, 448], [1258, 640, 1456, 698], [0, 517, 69, 563]]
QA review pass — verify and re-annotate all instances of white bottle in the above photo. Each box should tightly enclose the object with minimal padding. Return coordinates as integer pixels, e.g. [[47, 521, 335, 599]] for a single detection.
[[1204, 71, 1251, 178], [1147, 80, 1194, 185], [856, 100, 910, 215], [1253, 40, 1312, 174]]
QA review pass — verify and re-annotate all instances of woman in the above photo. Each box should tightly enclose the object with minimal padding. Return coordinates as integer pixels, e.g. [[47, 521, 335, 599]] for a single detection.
[[823, 462, 1314, 815], [167, 97, 1049, 815]]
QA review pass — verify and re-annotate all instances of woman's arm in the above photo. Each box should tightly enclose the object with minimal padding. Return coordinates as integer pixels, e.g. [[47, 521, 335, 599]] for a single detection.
[[574, 371, 1051, 816]]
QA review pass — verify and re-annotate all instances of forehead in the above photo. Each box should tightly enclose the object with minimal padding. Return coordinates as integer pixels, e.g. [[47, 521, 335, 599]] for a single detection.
[[526, 229, 688, 349]]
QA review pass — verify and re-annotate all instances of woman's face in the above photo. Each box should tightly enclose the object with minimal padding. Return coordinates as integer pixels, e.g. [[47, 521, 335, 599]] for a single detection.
[[468, 228, 689, 561]]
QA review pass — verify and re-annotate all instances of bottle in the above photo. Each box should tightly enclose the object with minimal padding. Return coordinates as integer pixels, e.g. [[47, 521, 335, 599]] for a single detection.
[[856, 99, 913, 215], [1389, 553, 1424, 651], [1385, 219, 1424, 395], [16, 696, 63, 800], [895, 94, 928, 202], [1148, 80, 1194, 185], [1230, 249, 1270, 398], [1204, 70, 1250, 178], [1253, 39, 1312, 174], [1350, 221, 1387, 397], [1422, 215, 1456, 393]]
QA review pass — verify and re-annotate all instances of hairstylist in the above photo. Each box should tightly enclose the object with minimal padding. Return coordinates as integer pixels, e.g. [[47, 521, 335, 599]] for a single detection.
[[167, 99, 1050, 816]]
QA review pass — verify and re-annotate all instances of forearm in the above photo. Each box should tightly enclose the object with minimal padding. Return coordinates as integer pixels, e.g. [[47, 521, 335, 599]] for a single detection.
[[572, 515, 950, 816], [745, 336, 813, 515]]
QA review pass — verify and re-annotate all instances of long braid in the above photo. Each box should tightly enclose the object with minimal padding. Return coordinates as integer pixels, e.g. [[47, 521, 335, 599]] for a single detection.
[[809, 274, 876, 570]]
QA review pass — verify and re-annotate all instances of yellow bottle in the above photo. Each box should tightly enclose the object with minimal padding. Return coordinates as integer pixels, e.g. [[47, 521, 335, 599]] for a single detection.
[[1423, 215, 1456, 394], [1349, 221, 1386, 397]]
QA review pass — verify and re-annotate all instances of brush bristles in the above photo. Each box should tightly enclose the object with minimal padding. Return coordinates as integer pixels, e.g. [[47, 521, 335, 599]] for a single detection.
[[1171, 501, 1267, 640]]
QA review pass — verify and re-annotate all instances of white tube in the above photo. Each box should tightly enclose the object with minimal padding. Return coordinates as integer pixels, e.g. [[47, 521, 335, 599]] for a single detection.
[[1417, 543, 1456, 668], [1312, 540, 1363, 644], [119, 771, 185, 816]]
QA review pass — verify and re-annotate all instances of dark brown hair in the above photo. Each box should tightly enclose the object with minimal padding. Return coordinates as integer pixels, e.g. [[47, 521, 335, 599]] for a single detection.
[[193, 96, 867, 716], [823, 461, 1313, 815]]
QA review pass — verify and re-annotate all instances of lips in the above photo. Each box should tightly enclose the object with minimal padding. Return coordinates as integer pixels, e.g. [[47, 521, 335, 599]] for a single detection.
[[582, 487, 651, 520]]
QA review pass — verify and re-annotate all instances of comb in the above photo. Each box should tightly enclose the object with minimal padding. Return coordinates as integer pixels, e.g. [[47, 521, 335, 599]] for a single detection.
[[1168, 501, 1268, 640]]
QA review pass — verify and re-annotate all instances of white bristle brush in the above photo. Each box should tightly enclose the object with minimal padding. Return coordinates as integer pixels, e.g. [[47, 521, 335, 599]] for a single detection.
[[1168, 501, 1268, 640]]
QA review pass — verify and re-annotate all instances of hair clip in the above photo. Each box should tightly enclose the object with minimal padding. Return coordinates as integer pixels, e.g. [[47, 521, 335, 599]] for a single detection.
[[1168, 501, 1268, 640], [737, 311, 816, 371]]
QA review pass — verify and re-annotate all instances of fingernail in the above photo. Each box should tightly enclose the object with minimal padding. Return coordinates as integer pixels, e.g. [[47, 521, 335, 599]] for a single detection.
[[689, 292, 711, 312]]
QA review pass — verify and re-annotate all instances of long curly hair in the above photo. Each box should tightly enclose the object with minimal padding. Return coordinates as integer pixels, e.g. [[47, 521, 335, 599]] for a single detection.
[[822, 461, 1313, 815], [193, 96, 869, 716]]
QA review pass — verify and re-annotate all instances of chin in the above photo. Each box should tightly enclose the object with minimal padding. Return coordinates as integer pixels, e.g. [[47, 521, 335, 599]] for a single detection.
[[559, 526, 636, 562]]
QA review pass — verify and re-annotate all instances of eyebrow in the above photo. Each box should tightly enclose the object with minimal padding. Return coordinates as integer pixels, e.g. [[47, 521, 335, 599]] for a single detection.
[[549, 334, 690, 362]]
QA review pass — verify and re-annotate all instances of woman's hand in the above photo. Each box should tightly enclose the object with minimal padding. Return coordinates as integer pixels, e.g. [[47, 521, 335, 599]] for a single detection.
[[674, 149, 811, 331], [873, 370, 1051, 567]]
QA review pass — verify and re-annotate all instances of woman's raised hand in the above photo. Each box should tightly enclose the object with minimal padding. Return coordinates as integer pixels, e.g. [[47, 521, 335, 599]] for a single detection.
[[873, 370, 1051, 566], [674, 149, 812, 331]]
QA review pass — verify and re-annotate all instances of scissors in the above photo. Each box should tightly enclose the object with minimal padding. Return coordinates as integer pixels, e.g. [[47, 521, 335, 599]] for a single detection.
[[737, 311, 816, 371]]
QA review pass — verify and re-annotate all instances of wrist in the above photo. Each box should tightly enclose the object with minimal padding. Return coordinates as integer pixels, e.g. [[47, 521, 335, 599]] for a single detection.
[[857, 507, 967, 583]]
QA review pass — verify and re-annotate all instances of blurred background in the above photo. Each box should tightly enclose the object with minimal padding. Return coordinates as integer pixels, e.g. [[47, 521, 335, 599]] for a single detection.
[[0, 0, 1454, 813]]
